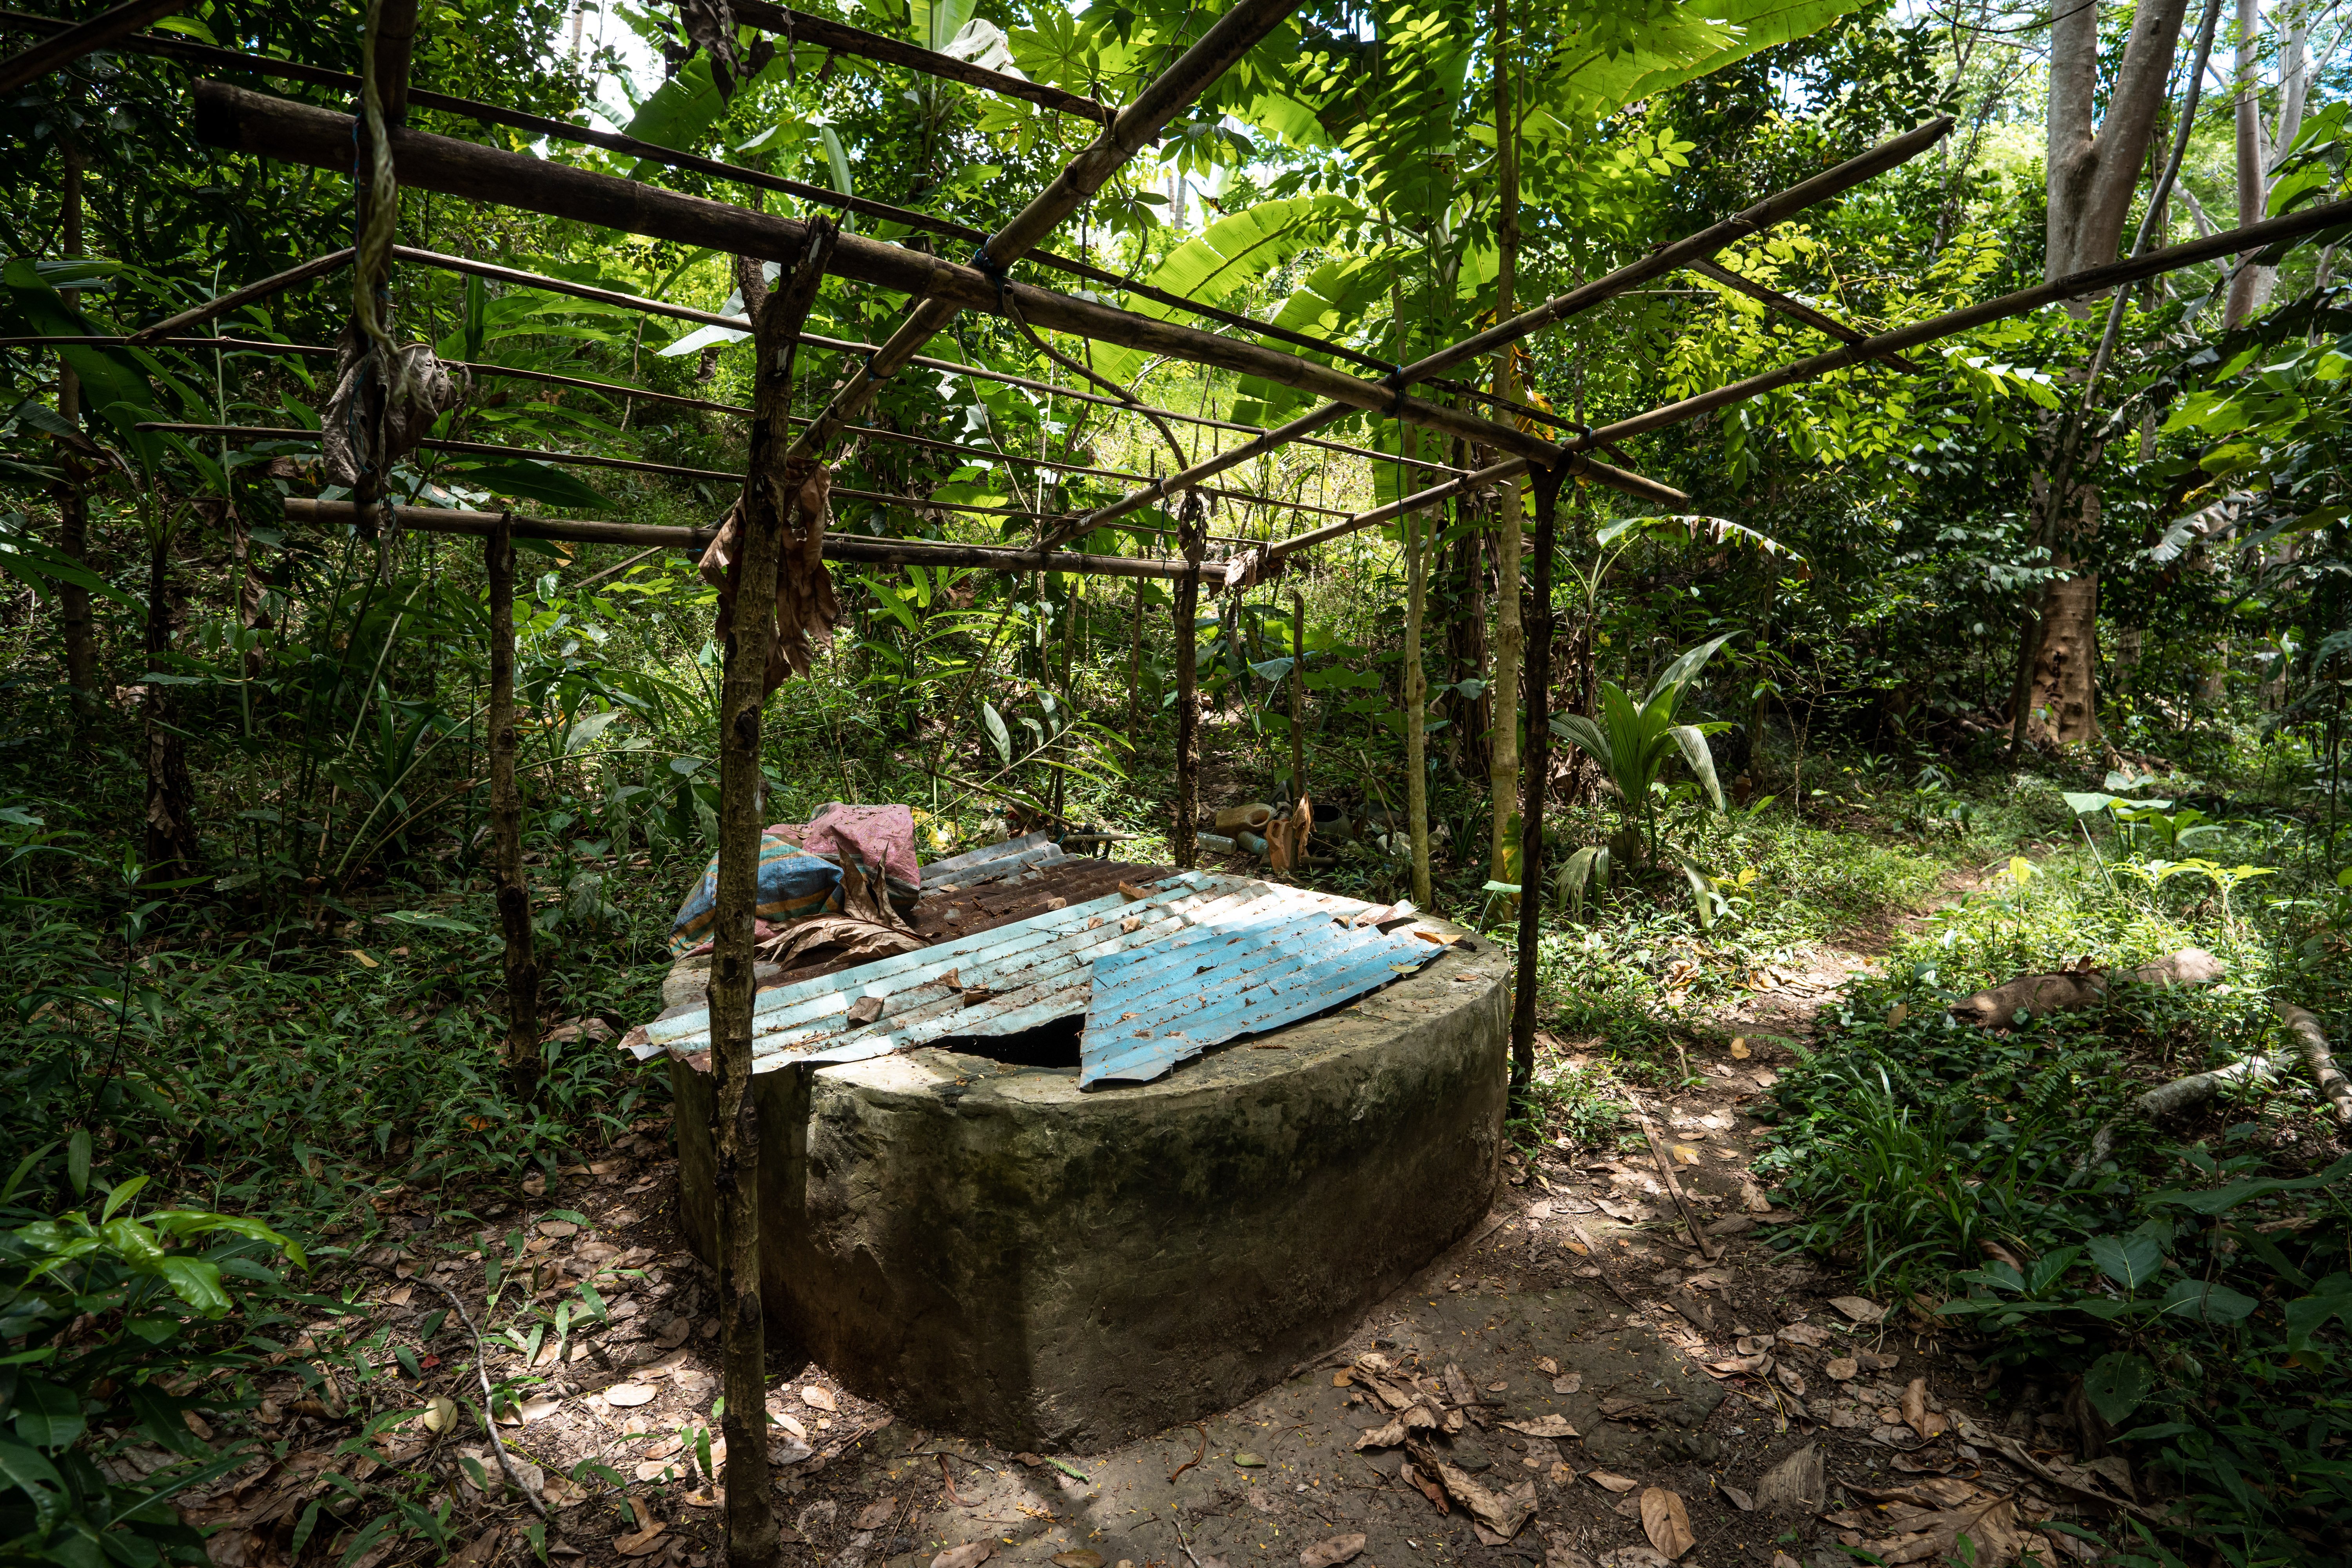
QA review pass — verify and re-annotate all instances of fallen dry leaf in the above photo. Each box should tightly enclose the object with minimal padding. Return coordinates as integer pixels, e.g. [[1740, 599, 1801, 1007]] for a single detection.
[[1499, 1415, 1579, 1439], [1353, 1418, 1409, 1450], [655, 1317, 692, 1349], [1299, 1534, 1367, 1568], [1775, 1321, 1830, 1347], [1719, 1483, 1754, 1512], [1754, 1444, 1826, 1514], [1900, 1377, 1951, 1439], [1776, 1365, 1808, 1398], [1587, 1471, 1640, 1493], [846, 996, 885, 1026], [1729, 1037, 1750, 1058], [1830, 1295, 1886, 1324], [614, 1524, 665, 1558], [1551, 1372, 1583, 1394], [634, 1459, 677, 1482], [522, 1171, 548, 1198], [801, 1385, 838, 1412], [1534, 1356, 1560, 1377], [1639, 1488, 1695, 1559], [856, 1500, 897, 1530], [536, 1220, 578, 1238], [604, 1384, 656, 1408], [1826, 1357, 1859, 1381], [933, 1545, 994, 1568], [1053, 1555, 1105, 1568]]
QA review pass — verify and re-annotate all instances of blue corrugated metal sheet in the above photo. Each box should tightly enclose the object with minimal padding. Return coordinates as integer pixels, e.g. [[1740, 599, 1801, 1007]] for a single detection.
[[1077, 903, 1439, 1087], [628, 871, 1445, 1088]]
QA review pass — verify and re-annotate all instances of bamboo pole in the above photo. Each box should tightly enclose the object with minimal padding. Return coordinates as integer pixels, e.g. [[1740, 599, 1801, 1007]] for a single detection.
[[1686, 257, 1926, 372], [0, 0, 185, 92], [1057, 115, 1955, 538], [190, 78, 1541, 466], [1403, 428, 1432, 907], [485, 512, 541, 1099], [138, 420, 1343, 523], [1511, 465, 1567, 1094], [363, 249, 1461, 473], [1579, 191, 2352, 449], [1172, 530, 1205, 870], [782, 0, 1307, 464], [708, 216, 838, 1568], [1489, 0, 1525, 902], [125, 249, 356, 344], [1288, 587, 1307, 808], [283, 498, 1230, 581], [731, 0, 1112, 123]]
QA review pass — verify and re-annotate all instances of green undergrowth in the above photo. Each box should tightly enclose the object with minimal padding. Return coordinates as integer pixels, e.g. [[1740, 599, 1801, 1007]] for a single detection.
[[1757, 833, 2352, 1568]]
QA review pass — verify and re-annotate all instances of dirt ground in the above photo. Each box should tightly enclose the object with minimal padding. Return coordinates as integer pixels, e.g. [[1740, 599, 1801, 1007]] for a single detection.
[[190, 934, 2136, 1568]]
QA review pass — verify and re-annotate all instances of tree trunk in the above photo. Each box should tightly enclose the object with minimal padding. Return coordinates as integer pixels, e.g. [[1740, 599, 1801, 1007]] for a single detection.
[[487, 516, 541, 1100], [1511, 464, 1567, 1094], [1487, 0, 1524, 893], [710, 218, 838, 1568], [140, 518, 200, 881], [2225, 0, 2274, 327], [2024, 466, 2104, 746], [2029, 0, 2190, 750]]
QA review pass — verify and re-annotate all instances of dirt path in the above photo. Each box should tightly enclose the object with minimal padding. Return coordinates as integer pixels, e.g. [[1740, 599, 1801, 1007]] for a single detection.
[[212, 929, 2123, 1568]]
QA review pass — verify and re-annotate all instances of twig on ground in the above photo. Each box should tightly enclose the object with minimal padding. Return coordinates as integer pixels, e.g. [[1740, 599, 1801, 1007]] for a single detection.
[[905, 1448, 1001, 1475], [1170, 1508, 1206, 1568], [421, 1280, 550, 1519], [2277, 1003, 2352, 1125], [939, 1452, 962, 1505], [1169, 1421, 1208, 1484], [1568, 1223, 1643, 1312], [1621, 1093, 1722, 1261]]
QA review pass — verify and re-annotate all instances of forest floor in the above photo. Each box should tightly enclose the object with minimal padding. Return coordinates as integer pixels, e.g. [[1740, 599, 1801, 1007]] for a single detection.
[[188, 877, 2131, 1568]]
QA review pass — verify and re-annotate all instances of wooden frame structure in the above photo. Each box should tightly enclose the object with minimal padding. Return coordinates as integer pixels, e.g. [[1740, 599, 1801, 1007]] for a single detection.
[[16, 4, 2352, 1544]]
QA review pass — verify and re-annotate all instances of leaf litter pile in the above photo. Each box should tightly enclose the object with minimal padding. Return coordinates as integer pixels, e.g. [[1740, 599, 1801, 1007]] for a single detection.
[[165, 957, 2140, 1568]]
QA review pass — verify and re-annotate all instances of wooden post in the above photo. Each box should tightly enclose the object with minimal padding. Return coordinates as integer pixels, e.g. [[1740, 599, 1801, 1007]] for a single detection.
[[1172, 523, 1204, 870], [53, 123, 98, 714], [1512, 464, 1566, 1093], [1403, 430, 1432, 907], [1488, 0, 1524, 900], [0, 0, 188, 93], [1288, 587, 1306, 806], [486, 514, 540, 1098], [707, 216, 839, 1568]]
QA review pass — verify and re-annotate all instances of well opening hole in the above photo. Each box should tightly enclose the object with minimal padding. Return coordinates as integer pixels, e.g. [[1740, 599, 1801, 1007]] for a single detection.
[[934, 1013, 1083, 1069]]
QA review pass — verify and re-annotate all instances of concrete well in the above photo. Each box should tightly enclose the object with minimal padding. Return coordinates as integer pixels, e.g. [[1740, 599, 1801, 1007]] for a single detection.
[[666, 921, 1508, 1452]]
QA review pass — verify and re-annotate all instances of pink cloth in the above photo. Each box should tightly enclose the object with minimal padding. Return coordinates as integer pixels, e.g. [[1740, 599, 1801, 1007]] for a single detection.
[[767, 803, 920, 889]]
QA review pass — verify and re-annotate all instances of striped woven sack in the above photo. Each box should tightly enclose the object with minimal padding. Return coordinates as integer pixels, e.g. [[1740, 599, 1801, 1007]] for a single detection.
[[668, 835, 843, 956]]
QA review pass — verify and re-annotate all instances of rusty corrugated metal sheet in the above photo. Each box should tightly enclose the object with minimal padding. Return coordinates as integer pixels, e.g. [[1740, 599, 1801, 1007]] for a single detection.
[[631, 871, 1441, 1087]]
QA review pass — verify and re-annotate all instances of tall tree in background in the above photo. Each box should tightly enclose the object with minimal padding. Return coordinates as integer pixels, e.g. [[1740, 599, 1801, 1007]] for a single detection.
[[2023, 0, 2193, 746]]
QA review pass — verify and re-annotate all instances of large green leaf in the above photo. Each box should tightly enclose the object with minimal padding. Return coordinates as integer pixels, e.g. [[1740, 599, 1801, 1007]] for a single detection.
[[1542, 0, 1876, 119], [2081, 1352, 2156, 1425], [451, 461, 617, 512], [1132, 195, 1360, 322]]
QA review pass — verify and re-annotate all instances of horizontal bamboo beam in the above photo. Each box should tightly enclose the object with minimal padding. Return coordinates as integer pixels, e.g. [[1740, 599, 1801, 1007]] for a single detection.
[[191, 82, 1534, 467], [136, 418, 1334, 527], [1582, 192, 2352, 450], [283, 498, 1228, 580], [1687, 258, 1925, 373], [0, 4, 1381, 372], [383, 246, 1461, 473], [0, 0, 181, 92], [1055, 114, 1955, 540], [731, 0, 1112, 124], [125, 248, 354, 343]]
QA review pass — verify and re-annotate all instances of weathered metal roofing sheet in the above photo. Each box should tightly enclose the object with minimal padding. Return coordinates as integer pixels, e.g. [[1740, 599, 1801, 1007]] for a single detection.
[[1076, 903, 1439, 1087], [632, 871, 1444, 1089]]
